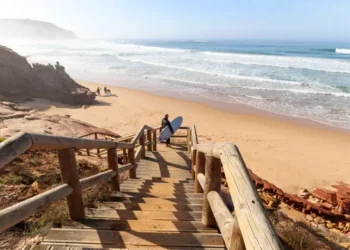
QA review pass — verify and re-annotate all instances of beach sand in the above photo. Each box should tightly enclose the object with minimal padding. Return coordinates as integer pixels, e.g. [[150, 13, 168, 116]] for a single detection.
[[28, 80, 350, 193]]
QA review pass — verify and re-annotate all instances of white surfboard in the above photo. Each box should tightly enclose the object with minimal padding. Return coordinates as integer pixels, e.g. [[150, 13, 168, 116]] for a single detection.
[[158, 116, 183, 141]]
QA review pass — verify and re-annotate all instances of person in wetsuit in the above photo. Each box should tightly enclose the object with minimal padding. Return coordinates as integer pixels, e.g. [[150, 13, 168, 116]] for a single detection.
[[161, 114, 174, 147]]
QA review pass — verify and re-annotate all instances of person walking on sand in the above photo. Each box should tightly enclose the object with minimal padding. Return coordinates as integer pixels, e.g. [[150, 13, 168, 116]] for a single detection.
[[161, 114, 174, 147], [96, 87, 100, 96], [104, 86, 108, 96]]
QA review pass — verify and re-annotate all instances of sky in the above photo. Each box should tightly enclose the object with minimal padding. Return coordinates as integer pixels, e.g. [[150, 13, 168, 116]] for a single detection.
[[0, 0, 350, 41]]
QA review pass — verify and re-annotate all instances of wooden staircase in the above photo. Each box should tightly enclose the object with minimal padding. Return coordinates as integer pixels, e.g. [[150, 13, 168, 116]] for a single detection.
[[28, 145, 226, 249]]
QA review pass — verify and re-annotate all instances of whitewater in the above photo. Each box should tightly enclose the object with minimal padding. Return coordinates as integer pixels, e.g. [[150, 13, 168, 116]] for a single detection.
[[1, 39, 350, 129]]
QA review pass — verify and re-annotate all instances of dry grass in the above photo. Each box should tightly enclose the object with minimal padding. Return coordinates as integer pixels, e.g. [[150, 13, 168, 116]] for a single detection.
[[270, 211, 349, 250], [0, 150, 113, 249]]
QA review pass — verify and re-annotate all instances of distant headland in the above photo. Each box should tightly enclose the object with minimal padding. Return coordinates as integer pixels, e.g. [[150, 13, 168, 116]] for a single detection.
[[0, 18, 77, 40]]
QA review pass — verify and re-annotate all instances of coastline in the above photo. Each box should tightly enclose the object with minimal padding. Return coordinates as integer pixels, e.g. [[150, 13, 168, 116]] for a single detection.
[[29, 79, 350, 193]]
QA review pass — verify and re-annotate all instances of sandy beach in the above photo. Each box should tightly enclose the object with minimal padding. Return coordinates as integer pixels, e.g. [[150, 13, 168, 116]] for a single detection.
[[27, 80, 350, 193]]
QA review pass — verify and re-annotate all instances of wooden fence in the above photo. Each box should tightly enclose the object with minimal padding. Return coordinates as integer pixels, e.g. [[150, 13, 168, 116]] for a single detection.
[[187, 125, 283, 250], [0, 125, 157, 232]]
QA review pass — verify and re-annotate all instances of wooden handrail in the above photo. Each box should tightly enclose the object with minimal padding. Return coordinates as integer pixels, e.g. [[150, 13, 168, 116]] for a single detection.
[[0, 124, 158, 233], [0, 184, 72, 232], [79, 131, 121, 139], [192, 141, 283, 250]]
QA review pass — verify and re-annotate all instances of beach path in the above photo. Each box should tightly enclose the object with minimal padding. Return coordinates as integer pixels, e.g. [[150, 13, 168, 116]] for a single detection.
[[31, 143, 226, 249]]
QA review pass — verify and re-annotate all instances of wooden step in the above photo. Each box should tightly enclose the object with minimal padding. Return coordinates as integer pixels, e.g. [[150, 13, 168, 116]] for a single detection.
[[121, 188, 200, 197], [30, 246, 226, 250], [86, 208, 202, 221], [112, 197, 203, 205], [41, 228, 225, 248], [111, 191, 202, 199], [121, 182, 195, 188], [100, 202, 203, 211], [67, 219, 215, 232], [122, 177, 194, 183]]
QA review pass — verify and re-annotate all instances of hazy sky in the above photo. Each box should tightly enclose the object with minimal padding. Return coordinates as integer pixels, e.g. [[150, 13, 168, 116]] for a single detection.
[[1, 0, 350, 41]]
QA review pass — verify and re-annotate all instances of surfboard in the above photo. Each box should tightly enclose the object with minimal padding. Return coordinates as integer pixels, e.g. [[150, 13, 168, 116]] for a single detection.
[[158, 116, 183, 142]]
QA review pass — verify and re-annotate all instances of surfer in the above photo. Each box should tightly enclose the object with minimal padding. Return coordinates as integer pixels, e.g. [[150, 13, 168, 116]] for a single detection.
[[161, 114, 174, 147]]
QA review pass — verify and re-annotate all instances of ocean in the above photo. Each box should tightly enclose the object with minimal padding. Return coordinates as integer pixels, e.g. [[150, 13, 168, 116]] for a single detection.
[[2, 39, 350, 129]]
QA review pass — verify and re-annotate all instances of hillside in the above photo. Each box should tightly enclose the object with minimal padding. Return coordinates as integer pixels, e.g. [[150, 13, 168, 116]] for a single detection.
[[0, 45, 95, 105], [0, 19, 77, 40]]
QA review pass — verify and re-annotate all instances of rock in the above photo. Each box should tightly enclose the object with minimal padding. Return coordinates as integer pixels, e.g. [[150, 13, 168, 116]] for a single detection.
[[317, 224, 327, 232], [312, 188, 337, 206], [314, 216, 325, 224], [346, 222, 350, 229], [310, 222, 318, 228], [82, 105, 89, 109], [320, 202, 334, 210], [338, 222, 345, 230], [0, 46, 95, 105], [298, 188, 311, 199], [306, 214, 314, 221], [326, 222, 333, 229], [308, 197, 320, 204]]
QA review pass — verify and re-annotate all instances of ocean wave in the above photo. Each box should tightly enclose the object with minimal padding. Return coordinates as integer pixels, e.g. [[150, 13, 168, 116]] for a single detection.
[[117, 56, 303, 85], [199, 51, 350, 73], [336, 48, 350, 54], [244, 95, 266, 100], [236, 86, 350, 98], [142, 75, 228, 87]]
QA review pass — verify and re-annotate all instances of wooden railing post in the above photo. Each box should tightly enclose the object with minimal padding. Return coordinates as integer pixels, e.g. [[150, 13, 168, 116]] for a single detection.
[[86, 148, 90, 156], [57, 148, 85, 220], [146, 129, 152, 152], [195, 151, 205, 193], [128, 147, 136, 178], [122, 149, 127, 164], [94, 132, 100, 157], [139, 132, 146, 159], [191, 149, 197, 180], [202, 155, 221, 227], [152, 130, 157, 151], [187, 128, 192, 153], [107, 148, 120, 191]]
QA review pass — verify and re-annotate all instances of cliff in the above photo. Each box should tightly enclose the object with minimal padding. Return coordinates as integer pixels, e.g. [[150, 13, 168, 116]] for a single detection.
[[0, 19, 77, 40], [0, 45, 95, 105]]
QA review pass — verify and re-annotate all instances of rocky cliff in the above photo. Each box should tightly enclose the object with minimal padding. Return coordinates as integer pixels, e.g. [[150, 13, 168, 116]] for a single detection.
[[0, 19, 77, 40], [0, 45, 95, 105]]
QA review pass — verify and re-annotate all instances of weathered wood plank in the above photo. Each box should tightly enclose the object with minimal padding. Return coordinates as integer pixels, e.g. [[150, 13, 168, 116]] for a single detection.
[[108, 148, 120, 191], [219, 144, 283, 250], [86, 209, 202, 221], [109, 197, 203, 205], [80, 170, 116, 190], [100, 202, 202, 211], [43, 229, 225, 248], [207, 191, 244, 250], [202, 156, 221, 227], [68, 219, 216, 232], [0, 132, 32, 169], [195, 151, 205, 193], [110, 191, 203, 199], [152, 130, 157, 151], [128, 147, 136, 178], [36, 245, 226, 250], [120, 188, 195, 194], [58, 148, 85, 220]]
